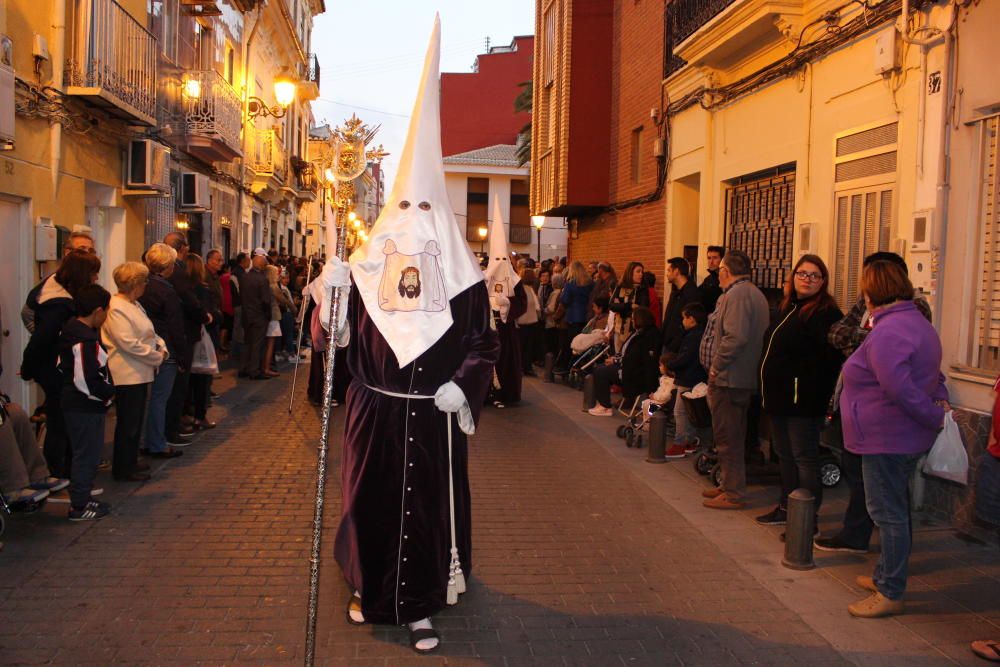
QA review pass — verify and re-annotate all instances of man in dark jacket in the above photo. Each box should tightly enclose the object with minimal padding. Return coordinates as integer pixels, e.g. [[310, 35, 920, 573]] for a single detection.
[[660, 257, 702, 355], [163, 233, 210, 443], [239, 251, 274, 379], [700, 246, 724, 313]]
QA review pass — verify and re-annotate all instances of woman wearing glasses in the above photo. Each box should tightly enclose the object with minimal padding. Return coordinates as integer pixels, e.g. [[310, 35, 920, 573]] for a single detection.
[[756, 255, 844, 528]]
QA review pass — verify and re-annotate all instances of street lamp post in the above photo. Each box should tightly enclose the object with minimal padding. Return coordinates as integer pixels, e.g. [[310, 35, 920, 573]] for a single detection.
[[532, 216, 545, 262], [477, 224, 488, 254]]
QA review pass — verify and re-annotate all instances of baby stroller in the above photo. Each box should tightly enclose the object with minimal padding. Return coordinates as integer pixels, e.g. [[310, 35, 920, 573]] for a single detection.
[[615, 393, 672, 448], [681, 386, 720, 480], [564, 342, 611, 389]]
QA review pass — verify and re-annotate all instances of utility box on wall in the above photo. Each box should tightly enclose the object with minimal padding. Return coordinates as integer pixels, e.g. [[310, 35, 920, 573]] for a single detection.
[[35, 219, 57, 262]]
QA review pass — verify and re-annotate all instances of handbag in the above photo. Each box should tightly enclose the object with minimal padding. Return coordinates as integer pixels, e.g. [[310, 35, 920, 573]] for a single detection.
[[922, 411, 969, 485], [190, 325, 219, 375]]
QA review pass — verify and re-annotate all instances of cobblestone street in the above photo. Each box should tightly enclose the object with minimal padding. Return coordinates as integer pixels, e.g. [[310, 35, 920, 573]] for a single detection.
[[1, 365, 998, 666]]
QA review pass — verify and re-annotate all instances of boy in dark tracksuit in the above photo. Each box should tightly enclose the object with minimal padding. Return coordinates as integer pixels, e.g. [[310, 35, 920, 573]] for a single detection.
[[58, 285, 114, 521], [666, 303, 708, 455]]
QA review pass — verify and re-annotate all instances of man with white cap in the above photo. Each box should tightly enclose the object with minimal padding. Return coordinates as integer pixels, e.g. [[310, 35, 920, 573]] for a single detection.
[[319, 16, 499, 653], [484, 195, 527, 406]]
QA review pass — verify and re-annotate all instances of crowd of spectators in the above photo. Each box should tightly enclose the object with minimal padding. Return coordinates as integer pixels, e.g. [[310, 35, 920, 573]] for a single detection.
[[0, 229, 974, 625], [512, 244, 954, 621], [2, 231, 317, 521]]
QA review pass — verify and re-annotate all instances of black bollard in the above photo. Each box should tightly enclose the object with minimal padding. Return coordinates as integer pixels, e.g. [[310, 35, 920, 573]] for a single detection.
[[645, 409, 668, 463], [582, 374, 596, 411], [782, 488, 816, 570], [543, 352, 554, 383]]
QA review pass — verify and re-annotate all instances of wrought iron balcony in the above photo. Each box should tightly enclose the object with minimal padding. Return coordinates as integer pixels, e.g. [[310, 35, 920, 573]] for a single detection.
[[510, 225, 532, 245], [180, 70, 242, 163], [664, 0, 738, 77], [291, 157, 319, 202], [66, 0, 158, 126], [249, 125, 287, 195], [301, 53, 320, 101]]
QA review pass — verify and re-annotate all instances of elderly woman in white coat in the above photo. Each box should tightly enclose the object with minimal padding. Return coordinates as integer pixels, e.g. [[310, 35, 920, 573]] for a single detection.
[[102, 261, 167, 482]]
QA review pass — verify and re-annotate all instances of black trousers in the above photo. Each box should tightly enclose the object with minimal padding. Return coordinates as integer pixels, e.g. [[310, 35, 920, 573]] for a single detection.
[[837, 448, 875, 548], [64, 411, 105, 509], [593, 362, 621, 408], [241, 319, 267, 376], [113, 383, 149, 478], [189, 373, 211, 420], [165, 368, 190, 439], [41, 383, 71, 479]]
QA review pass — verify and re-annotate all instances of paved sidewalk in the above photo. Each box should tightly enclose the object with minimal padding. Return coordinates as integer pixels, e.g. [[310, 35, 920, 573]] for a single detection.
[[0, 367, 996, 665]]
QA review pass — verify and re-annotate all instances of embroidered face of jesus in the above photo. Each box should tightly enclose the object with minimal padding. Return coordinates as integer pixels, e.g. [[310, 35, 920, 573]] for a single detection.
[[398, 267, 421, 299]]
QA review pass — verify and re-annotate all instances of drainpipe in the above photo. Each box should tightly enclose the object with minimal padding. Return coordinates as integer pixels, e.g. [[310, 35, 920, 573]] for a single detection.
[[898, 0, 957, 323], [930, 2, 959, 324], [236, 1, 266, 252], [51, 0, 66, 197]]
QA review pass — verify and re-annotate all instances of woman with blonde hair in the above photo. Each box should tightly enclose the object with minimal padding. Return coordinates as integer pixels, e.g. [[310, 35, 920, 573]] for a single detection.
[[556, 261, 594, 370], [262, 264, 282, 377], [102, 261, 167, 480], [137, 243, 185, 459]]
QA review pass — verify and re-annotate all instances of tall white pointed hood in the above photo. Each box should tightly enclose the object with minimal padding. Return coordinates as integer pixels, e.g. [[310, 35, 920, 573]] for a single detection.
[[348, 15, 485, 368], [483, 194, 520, 298]]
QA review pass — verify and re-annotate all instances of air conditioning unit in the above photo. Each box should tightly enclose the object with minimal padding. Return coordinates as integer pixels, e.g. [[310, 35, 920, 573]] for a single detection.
[[0, 63, 14, 149], [125, 139, 170, 194], [179, 172, 211, 211]]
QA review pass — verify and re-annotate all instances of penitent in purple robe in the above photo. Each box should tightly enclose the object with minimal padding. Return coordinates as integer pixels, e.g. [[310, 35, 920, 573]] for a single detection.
[[492, 282, 527, 405], [334, 281, 499, 625]]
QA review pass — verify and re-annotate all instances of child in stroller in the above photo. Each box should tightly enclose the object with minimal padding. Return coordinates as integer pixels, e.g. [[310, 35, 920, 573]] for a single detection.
[[617, 354, 676, 448]]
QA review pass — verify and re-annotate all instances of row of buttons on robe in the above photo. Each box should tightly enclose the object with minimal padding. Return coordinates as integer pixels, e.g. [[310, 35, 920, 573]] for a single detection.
[[400, 396, 419, 605]]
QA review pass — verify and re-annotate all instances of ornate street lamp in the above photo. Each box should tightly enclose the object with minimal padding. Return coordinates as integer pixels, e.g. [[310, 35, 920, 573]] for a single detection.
[[477, 224, 488, 254], [247, 68, 298, 121], [532, 215, 545, 262]]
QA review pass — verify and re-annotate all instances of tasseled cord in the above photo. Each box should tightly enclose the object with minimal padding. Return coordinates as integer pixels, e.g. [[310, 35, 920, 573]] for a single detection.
[[446, 416, 466, 605]]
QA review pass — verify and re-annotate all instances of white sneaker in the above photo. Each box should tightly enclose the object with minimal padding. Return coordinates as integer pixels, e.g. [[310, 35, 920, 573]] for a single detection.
[[588, 405, 613, 416]]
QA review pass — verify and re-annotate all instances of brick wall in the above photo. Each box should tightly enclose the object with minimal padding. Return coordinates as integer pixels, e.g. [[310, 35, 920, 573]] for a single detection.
[[567, 0, 666, 293]]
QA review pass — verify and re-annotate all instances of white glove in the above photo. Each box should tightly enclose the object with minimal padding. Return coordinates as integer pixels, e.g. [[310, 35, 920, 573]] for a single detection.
[[434, 381, 467, 413], [321, 257, 351, 289]]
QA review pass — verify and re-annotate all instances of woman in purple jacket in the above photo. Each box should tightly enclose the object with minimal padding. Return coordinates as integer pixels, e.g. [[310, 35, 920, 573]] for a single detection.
[[840, 260, 949, 619]]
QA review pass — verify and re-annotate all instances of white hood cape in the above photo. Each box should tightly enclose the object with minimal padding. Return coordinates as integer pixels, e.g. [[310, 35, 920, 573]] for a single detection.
[[348, 15, 484, 368]]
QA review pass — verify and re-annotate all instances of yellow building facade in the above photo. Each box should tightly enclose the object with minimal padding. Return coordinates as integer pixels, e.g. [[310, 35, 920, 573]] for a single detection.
[[0, 0, 323, 406]]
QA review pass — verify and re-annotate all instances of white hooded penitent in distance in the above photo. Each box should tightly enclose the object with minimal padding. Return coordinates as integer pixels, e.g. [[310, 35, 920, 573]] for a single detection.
[[483, 193, 520, 299], [348, 15, 485, 368]]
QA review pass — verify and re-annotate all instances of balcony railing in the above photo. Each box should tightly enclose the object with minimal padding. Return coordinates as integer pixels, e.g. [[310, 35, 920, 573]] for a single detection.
[[300, 53, 321, 100], [66, 0, 158, 125], [183, 69, 242, 157], [663, 0, 737, 77], [249, 125, 287, 183]]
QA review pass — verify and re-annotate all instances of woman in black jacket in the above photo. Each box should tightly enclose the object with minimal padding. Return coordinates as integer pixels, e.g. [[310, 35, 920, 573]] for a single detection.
[[138, 243, 186, 458], [608, 262, 649, 353], [588, 307, 661, 416], [756, 255, 844, 526], [20, 250, 101, 478]]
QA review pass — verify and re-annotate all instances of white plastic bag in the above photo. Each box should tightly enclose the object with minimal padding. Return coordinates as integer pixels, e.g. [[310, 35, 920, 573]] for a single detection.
[[190, 326, 219, 376], [923, 412, 968, 485]]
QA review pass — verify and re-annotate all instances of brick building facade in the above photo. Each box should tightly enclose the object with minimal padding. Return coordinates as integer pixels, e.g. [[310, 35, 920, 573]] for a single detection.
[[531, 0, 668, 289]]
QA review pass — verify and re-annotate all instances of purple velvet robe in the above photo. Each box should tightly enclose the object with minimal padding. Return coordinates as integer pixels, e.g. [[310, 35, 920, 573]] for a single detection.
[[334, 281, 499, 625], [492, 282, 527, 405]]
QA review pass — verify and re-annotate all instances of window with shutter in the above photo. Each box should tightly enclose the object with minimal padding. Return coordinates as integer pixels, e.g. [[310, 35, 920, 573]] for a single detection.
[[970, 116, 1000, 371], [832, 187, 895, 310], [831, 122, 898, 310]]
